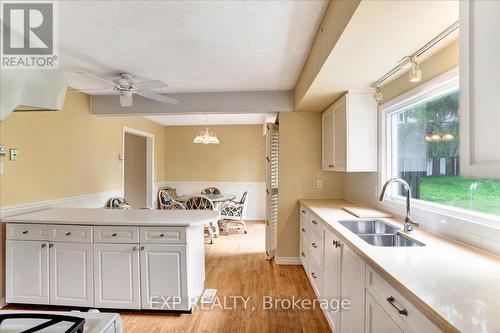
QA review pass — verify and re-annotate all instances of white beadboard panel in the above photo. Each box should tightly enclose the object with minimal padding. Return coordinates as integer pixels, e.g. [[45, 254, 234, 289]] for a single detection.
[[0, 190, 122, 219], [158, 181, 266, 220]]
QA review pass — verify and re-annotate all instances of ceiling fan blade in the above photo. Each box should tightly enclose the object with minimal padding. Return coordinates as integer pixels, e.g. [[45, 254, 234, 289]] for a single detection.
[[134, 80, 168, 90], [75, 72, 115, 86], [137, 91, 179, 105], [120, 94, 133, 107]]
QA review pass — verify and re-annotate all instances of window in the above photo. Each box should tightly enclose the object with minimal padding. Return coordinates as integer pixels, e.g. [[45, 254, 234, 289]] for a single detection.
[[381, 68, 500, 219]]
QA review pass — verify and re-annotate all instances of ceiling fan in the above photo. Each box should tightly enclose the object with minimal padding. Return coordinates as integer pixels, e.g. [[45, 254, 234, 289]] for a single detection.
[[75, 72, 179, 107]]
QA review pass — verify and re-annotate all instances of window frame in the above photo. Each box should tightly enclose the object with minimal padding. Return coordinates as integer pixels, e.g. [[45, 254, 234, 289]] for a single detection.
[[379, 67, 500, 229]]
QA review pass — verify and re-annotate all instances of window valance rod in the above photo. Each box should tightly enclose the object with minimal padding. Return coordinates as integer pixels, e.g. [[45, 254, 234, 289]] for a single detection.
[[370, 20, 459, 89]]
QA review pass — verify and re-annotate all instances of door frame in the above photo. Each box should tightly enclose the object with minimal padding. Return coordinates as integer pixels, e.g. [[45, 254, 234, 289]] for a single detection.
[[122, 127, 155, 208]]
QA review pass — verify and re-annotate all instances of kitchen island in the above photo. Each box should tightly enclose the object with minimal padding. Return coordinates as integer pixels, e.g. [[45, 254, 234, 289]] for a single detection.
[[4, 208, 219, 312]]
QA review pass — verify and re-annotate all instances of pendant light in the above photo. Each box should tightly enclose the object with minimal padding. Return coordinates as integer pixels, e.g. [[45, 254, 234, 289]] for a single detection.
[[193, 114, 220, 145]]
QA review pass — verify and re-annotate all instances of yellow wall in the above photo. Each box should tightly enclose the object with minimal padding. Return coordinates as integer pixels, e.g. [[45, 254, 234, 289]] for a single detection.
[[381, 39, 459, 102], [0, 92, 167, 207], [124, 133, 147, 208], [164, 125, 265, 182], [277, 112, 344, 257]]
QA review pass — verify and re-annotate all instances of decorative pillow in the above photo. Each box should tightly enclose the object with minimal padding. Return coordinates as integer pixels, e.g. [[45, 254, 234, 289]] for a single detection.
[[160, 191, 173, 205]]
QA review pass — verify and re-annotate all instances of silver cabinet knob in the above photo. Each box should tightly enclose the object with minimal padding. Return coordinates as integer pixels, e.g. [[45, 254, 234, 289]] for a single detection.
[[301, 252, 306, 257], [333, 240, 342, 248], [49, 243, 54, 248], [41, 243, 46, 248], [312, 220, 318, 225], [65, 232, 71, 236], [22, 231, 28, 234], [140, 246, 145, 251], [311, 272, 317, 279], [312, 242, 317, 248], [132, 246, 137, 251], [111, 233, 117, 237], [301, 228, 306, 233], [159, 233, 165, 238]]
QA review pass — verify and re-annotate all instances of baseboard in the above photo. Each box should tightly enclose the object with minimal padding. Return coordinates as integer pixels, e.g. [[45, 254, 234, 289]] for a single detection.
[[274, 257, 301, 265], [0, 190, 122, 219]]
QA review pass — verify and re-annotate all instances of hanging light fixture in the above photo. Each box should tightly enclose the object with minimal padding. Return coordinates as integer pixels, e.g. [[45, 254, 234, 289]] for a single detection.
[[193, 114, 220, 145], [409, 57, 422, 83]]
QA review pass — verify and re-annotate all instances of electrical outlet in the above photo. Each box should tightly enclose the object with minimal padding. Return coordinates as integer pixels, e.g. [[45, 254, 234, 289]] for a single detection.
[[317, 179, 324, 189], [10, 149, 18, 161]]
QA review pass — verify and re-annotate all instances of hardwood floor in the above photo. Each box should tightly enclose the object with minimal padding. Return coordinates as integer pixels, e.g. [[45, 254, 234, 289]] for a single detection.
[[6, 221, 331, 333]]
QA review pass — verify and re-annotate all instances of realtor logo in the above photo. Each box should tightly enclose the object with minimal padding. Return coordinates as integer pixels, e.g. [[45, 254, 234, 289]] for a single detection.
[[1, 1, 58, 69]]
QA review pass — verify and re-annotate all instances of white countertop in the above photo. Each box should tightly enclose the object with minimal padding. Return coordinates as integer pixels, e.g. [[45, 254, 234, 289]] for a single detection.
[[300, 199, 500, 333], [4, 208, 219, 227]]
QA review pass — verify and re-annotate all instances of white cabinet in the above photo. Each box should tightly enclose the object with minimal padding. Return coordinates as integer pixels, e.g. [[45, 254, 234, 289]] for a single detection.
[[460, 0, 500, 179], [93, 243, 141, 309], [141, 244, 187, 310], [366, 291, 404, 333], [322, 92, 377, 172], [340, 244, 366, 333], [323, 229, 341, 330], [6, 240, 49, 305], [50, 242, 93, 307]]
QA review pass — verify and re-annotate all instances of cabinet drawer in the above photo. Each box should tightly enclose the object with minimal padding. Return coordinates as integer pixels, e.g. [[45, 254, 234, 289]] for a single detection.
[[309, 214, 322, 236], [140, 227, 186, 244], [94, 226, 139, 243], [299, 234, 308, 269], [308, 255, 322, 296], [366, 266, 441, 333], [308, 228, 323, 263], [7, 223, 49, 241], [49, 225, 92, 243]]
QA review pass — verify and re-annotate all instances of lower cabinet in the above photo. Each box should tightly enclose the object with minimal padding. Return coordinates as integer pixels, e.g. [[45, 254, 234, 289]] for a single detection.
[[366, 291, 404, 333], [93, 243, 141, 309], [50, 242, 93, 307], [6, 240, 49, 305], [140, 244, 187, 310]]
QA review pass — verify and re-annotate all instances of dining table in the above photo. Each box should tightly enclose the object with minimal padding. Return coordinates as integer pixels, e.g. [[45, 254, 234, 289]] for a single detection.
[[176, 193, 237, 204]]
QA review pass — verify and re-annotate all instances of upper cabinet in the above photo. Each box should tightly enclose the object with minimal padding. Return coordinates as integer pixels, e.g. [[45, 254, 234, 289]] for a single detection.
[[460, 0, 500, 179], [322, 92, 378, 172]]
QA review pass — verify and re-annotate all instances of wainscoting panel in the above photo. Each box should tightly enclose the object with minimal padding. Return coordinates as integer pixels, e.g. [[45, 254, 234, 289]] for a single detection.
[[157, 181, 266, 220], [0, 190, 122, 219]]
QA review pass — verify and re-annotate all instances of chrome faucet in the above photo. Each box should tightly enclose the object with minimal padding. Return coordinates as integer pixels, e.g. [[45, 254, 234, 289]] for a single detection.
[[379, 178, 419, 232]]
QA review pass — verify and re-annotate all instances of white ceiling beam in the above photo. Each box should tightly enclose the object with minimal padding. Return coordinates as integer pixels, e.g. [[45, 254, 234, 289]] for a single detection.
[[91, 90, 293, 116]]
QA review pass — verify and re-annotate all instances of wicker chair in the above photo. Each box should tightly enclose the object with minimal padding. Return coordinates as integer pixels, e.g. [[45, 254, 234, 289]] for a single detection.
[[219, 191, 248, 235], [158, 190, 184, 210], [105, 197, 131, 209], [201, 187, 221, 195], [185, 196, 216, 244]]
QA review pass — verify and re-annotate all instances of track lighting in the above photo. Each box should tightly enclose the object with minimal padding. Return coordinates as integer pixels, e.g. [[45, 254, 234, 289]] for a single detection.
[[409, 57, 422, 83]]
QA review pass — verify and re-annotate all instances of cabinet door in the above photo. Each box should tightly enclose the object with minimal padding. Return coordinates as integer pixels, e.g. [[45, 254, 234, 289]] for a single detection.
[[140, 244, 188, 310], [366, 291, 403, 333], [323, 230, 341, 331], [94, 244, 140, 309], [322, 108, 335, 170], [340, 244, 366, 333], [332, 97, 347, 171], [50, 242, 93, 307], [6, 240, 49, 304]]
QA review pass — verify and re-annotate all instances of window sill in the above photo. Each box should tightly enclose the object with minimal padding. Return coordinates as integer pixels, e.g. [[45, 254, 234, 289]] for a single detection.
[[380, 195, 500, 240]]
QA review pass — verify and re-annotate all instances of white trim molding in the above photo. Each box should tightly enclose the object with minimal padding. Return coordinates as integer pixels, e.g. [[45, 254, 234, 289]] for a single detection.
[[0, 190, 121, 219], [274, 257, 301, 265]]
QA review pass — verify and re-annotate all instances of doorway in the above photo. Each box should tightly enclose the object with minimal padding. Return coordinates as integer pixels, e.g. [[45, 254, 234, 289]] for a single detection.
[[122, 128, 154, 208]]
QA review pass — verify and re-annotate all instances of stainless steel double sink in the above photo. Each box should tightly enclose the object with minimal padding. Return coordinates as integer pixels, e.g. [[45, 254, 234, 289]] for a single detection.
[[338, 220, 425, 247]]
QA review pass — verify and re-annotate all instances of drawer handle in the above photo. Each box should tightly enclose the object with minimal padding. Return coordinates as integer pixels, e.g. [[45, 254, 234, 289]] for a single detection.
[[159, 233, 165, 237], [140, 246, 145, 251], [132, 246, 137, 252], [312, 220, 318, 225], [112, 233, 118, 237], [329, 164, 334, 168], [49, 243, 54, 248], [301, 252, 306, 257], [387, 296, 408, 316], [333, 240, 342, 248], [22, 230, 28, 234], [311, 272, 317, 279], [301, 228, 306, 233], [301, 210, 306, 214], [65, 232, 72, 236], [312, 242, 317, 248], [41, 243, 46, 248]]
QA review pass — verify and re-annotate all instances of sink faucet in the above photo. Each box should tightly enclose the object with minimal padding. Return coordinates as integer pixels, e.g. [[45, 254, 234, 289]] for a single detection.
[[379, 178, 419, 232]]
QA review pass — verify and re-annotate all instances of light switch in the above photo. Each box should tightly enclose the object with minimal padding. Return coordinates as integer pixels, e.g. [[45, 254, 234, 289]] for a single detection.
[[10, 149, 18, 161], [317, 179, 324, 189]]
